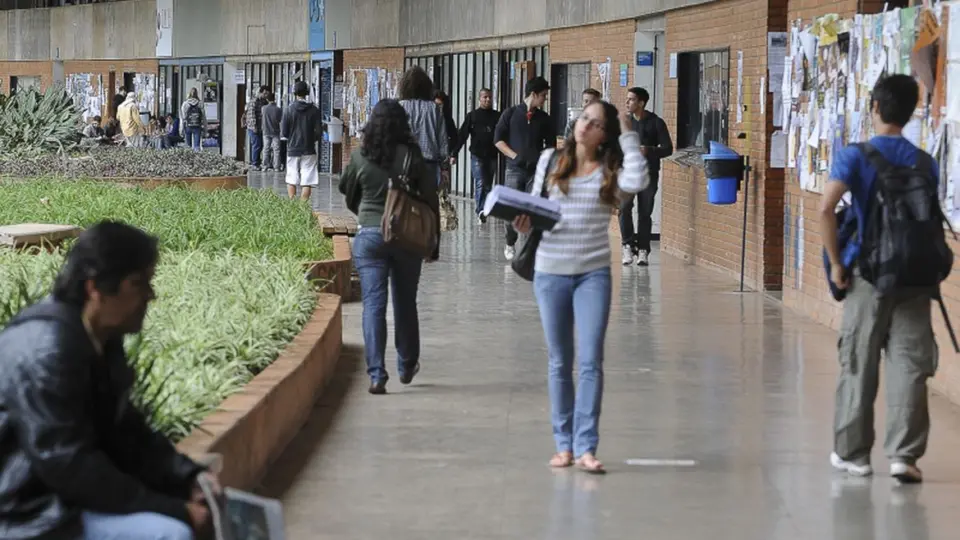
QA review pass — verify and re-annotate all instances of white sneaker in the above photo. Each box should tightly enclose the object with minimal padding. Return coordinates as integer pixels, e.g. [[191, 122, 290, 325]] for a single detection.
[[477, 215, 485, 226], [830, 452, 873, 477], [621, 246, 634, 265], [890, 462, 923, 484], [504, 245, 516, 261], [637, 250, 650, 266]]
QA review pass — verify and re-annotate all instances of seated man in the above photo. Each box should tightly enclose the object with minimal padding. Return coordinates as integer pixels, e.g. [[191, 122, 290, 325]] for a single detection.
[[0, 221, 218, 540]]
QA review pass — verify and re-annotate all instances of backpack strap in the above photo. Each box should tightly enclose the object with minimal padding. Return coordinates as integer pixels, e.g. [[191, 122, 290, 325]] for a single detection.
[[856, 142, 892, 173], [934, 289, 960, 353]]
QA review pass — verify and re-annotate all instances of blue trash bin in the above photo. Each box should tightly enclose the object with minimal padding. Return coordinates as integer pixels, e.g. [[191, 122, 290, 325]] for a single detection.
[[703, 141, 742, 205]]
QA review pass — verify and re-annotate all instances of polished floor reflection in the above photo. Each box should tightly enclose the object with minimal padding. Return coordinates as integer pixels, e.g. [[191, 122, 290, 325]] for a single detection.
[[251, 172, 960, 540]]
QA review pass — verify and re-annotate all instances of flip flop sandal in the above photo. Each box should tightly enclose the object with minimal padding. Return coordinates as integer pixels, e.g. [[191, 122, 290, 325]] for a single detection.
[[575, 456, 606, 475], [549, 453, 574, 468]]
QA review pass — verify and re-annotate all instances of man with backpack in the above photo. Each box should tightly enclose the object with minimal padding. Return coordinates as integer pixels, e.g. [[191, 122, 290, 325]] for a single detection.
[[179, 88, 206, 151], [819, 74, 954, 484]]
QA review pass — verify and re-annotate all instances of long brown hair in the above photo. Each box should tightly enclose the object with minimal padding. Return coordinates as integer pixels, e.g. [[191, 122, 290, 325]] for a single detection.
[[548, 101, 624, 205]]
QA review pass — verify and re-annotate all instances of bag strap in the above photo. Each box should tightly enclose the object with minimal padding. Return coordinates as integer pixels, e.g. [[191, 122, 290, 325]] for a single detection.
[[539, 150, 561, 198], [856, 142, 891, 173], [934, 289, 960, 353]]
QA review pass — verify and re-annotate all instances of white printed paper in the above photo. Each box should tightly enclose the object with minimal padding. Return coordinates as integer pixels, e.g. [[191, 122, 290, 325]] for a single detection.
[[736, 51, 744, 124], [770, 130, 787, 168]]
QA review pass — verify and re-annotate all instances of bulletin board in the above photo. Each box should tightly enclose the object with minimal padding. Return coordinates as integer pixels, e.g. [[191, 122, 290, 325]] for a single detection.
[[344, 67, 401, 136], [782, 4, 955, 216], [65, 73, 105, 121]]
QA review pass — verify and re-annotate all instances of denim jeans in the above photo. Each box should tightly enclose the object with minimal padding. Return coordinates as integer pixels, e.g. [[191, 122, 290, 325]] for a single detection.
[[263, 135, 282, 170], [184, 127, 202, 151], [504, 167, 535, 246], [534, 267, 612, 456], [247, 130, 262, 166], [353, 228, 424, 383], [81, 511, 193, 540], [619, 172, 659, 253], [471, 155, 496, 216]]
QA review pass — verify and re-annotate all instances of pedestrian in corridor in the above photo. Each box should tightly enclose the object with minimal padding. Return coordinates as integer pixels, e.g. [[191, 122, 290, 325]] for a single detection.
[[513, 100, 649, 474], [619, 87, 672, 266], [280, 81, 323, 201], [338, 99, 440, 395], [453, 88, 501, 224], [495, 76, 555, 261], [819, 74, 951, 484], [398, 66, 448, 188], [242, 85, 269, 170], [563, 88, 601, 139], [261, 92, 283, 172]]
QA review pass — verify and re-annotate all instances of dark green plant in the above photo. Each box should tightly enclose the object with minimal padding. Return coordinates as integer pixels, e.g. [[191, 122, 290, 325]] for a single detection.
[[0, 87, 82, 159]]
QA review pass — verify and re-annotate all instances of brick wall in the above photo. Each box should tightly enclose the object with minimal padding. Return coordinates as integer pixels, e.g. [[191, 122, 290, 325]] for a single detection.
[[781, 0, 960, 406], [64, 59, 159, 118], [0, 61, 53, 93], [340, 47, 405, 171], [661, 0, 785, 290], [549, 20, 635, 109]]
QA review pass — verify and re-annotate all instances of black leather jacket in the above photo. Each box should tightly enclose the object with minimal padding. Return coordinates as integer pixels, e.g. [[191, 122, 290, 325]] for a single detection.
[[0, 298, 204, 539]]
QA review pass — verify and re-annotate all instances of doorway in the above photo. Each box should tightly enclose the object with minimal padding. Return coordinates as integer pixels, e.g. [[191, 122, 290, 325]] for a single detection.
[[236, 84, 246, 161]]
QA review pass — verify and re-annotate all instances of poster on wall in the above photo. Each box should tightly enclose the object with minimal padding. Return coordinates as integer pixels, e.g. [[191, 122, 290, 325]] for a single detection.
[[308, 0, 325, 51], [156, 0, 173, 57]]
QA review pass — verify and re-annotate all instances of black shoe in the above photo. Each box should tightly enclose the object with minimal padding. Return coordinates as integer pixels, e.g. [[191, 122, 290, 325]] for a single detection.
[[368, 380, 387, 395], [399, 362, 420, 385]]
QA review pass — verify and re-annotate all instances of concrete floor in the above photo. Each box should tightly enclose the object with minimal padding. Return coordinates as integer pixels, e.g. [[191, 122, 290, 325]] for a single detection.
[[249, 173, 960, 540]]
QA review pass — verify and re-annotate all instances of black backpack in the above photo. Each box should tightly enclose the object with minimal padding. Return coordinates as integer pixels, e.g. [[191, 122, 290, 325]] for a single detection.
[[185, 103, 203, 128], [857, 142, 959, 351]]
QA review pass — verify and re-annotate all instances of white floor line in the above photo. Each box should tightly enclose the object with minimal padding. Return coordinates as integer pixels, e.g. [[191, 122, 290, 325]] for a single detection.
[[624, 458, 698, 467]]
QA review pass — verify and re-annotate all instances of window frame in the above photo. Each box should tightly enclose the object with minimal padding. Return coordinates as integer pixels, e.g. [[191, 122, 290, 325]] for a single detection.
[[676, 48, 730, 151]]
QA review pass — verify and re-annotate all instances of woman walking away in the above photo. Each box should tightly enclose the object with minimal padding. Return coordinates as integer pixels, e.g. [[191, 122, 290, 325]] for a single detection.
[[338, 99, 441, 395], [513, 101, 648, 473], [397, 66, 448, 187]]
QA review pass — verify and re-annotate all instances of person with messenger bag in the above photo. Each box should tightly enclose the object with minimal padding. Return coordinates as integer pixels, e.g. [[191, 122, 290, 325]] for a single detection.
[[338, 99, 441, 395], [512, 100, 648, 473]]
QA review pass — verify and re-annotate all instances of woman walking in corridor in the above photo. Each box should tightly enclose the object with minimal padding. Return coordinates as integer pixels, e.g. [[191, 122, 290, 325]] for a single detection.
[[397, 66, 448, 187], [513, 101, 648, 473], [338, 100, 441, 395]]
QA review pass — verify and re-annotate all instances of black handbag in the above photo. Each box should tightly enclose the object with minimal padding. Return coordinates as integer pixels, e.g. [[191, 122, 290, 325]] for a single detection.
[[511, 153, 559, 281]]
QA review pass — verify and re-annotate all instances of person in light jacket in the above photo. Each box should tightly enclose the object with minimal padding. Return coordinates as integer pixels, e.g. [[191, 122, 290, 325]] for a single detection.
[[179, 88, 206, 151], [397, 66, 448, 187], [513, 101, 649, 474]]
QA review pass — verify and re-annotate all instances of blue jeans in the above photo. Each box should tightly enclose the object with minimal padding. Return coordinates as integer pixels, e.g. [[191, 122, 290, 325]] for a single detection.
[[248, 130, 262, 166], [81, 511, 193, 540], [534, 267, 612, 456], [353, 228, 424, 383], [184, 127, 202, 151], [471, 155, 496, 216]]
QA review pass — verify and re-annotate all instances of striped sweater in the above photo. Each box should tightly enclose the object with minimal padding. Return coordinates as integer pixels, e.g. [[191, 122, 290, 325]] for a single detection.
[[532, 131, 649, 276]]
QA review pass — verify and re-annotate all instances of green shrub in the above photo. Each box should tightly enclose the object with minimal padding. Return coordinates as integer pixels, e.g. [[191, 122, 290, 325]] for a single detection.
[[0, 87, 81, 158], [0, 179, 331, 261], [0, 147, 248, 179], [0, 248, 317, 442]]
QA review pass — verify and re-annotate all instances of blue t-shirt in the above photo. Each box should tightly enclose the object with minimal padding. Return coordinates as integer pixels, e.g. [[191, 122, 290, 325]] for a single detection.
[[830, 135, 940, 248]]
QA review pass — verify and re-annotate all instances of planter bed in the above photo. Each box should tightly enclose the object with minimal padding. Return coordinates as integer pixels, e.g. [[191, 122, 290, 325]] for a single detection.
[[98, 175, 247, 192]]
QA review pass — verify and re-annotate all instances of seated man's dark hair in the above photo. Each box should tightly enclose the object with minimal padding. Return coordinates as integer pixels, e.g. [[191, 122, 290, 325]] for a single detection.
[[52, 221, 159, 306], [524, 76, 550, 97], [870, 74, 919, 127]]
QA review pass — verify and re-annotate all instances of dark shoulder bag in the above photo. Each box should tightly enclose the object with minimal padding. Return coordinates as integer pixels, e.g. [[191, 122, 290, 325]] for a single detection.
[[381, 146, 439, 259], [511, 151, 560, 281]]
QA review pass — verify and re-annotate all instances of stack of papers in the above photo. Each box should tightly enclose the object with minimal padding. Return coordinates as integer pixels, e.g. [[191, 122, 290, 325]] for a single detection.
[[482, 185, 562, 231]]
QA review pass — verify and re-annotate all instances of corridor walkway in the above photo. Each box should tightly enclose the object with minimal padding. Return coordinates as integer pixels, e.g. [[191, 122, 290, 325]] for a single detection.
[[251, 174, 960, 539]]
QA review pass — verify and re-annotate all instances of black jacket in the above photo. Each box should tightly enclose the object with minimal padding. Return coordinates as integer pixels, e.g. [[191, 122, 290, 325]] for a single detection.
[[0, 299, 204, 540], [280, 100, 323, 157], [454, 108, 501, 159], [494, 103, 555, 173], [631, 111, 673, 174]]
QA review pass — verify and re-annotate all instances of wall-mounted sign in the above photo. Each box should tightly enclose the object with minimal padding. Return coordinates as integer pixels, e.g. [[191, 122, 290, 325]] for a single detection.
[[233, 70, 246, 85], [155, 0, 173, 58], [619, 64, 628, 87], [308, 0, 326, 51], [636, 52, 654, 66]]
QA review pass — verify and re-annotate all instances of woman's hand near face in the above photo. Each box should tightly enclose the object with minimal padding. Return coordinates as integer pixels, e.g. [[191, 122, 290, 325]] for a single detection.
[[513, 214, 533, 235]]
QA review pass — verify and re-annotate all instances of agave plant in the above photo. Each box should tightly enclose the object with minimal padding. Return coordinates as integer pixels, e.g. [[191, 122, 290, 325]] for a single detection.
[[0, 87, 82, 159]]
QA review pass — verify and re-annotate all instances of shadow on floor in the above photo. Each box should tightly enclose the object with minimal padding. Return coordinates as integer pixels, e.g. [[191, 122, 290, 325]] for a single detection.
[[256, 343, 363, 498]]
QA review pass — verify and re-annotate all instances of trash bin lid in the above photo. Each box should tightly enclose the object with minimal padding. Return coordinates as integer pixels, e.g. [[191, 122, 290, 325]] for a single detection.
[[703, 141, 740, 161]]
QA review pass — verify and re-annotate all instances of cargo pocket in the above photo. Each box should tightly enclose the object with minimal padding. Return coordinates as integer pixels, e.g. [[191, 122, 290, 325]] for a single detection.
[[837, 329, 859, 375]]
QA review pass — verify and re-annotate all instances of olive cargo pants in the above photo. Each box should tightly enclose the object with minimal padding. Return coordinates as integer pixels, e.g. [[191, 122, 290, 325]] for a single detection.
[[834, 275, 938, 466]]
